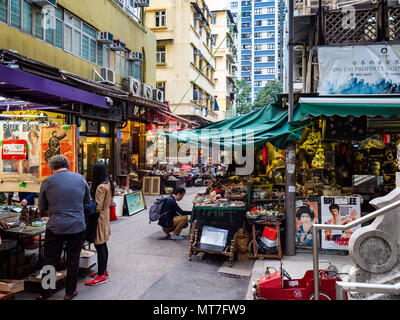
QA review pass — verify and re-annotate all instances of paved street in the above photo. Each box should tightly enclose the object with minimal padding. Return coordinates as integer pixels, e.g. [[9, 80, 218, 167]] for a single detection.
[[15, 187, 250, 300]]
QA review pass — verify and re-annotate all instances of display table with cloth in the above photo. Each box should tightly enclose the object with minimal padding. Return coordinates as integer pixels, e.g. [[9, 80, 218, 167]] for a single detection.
[[188, 206, 247, 267]]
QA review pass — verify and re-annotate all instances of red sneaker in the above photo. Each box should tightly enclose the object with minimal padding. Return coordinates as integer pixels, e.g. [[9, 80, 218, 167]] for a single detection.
[[85, 275, 108, 286], [89, 270, 109, 278]]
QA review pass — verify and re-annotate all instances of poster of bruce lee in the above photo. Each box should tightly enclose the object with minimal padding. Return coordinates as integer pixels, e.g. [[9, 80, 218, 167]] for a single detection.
[[321, 196, 361, 250]]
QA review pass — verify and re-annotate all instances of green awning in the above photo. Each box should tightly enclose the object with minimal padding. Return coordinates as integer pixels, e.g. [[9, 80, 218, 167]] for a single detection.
[[167, 97, 400, 150], [167, 104, 304, 150], [296, 97, 400, 121]]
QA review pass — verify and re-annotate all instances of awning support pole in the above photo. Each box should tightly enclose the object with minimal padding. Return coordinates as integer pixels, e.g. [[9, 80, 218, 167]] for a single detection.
[[284, 0, 296, 256]]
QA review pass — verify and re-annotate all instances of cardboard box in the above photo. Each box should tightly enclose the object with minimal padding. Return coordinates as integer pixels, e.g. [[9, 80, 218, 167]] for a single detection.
[[0, 280, 24, 293], [79, 250, 97, 269]]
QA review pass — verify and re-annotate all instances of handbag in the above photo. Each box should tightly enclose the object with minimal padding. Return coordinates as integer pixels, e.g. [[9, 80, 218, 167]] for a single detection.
[[84, 200, 97, 217], [84, 200, 99, 243], [110, 202, 117, 222]]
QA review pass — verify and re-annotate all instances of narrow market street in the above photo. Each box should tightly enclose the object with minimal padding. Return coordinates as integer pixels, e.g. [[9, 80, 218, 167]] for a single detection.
[[15, 187, 250, 300], [2, 0, 400, 305]]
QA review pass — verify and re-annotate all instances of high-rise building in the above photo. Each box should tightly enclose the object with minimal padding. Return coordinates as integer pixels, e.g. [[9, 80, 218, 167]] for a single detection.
[[146, 0, 218, 125], [229, 0, 286, 102], [207, 0, 238, 120]]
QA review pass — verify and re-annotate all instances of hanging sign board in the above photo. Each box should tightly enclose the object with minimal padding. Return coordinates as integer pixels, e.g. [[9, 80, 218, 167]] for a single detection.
[[2, 140, 27, 160], [318, 44, 400, 94]]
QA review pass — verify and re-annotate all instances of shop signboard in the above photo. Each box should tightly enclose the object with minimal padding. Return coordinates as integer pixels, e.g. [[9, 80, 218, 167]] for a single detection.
[[318, 44, 400, 95], [2, 140, 27, 160], [40, 125, 77, 180], [320, 196, 361, 250], [295, 198, 320, 250]]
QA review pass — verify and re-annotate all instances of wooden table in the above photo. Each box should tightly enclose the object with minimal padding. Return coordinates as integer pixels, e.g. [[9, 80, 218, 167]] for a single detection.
[[8, 225, 46, 273], [249, 220, 282, 260]]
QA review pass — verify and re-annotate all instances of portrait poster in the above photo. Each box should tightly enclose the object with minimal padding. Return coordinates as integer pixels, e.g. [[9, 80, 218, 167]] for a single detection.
[[40, 125, 76, 180], [0, 121, 44, 179], [124, 190, 146, 216], [295, 198, 320, 249], [321, 196, 361, 250]]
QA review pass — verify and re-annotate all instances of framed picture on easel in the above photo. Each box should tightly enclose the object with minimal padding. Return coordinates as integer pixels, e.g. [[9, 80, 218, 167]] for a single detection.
[[123, 190, 146, 216]]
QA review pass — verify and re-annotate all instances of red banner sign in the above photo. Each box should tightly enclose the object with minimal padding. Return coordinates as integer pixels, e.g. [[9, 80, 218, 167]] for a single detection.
[[2, 139, 27, 160]]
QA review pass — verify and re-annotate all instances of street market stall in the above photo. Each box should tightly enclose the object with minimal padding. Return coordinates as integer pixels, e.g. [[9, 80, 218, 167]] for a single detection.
[[189, 181, 248, 266], [171, 97, 400, 263]]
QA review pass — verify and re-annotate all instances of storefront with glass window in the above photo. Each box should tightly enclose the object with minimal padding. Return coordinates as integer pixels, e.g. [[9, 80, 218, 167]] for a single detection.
[[78, 118, 114, 181]]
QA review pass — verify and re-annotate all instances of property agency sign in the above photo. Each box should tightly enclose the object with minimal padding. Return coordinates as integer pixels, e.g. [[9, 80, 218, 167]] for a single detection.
[[318, 44, 400, 95]]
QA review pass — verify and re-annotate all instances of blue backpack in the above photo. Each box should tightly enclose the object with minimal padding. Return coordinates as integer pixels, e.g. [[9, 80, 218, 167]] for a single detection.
[[149, 196, 168, 224]]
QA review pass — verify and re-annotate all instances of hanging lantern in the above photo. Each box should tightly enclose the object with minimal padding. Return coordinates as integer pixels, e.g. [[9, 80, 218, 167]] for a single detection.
[[262, 145, 268, 167]]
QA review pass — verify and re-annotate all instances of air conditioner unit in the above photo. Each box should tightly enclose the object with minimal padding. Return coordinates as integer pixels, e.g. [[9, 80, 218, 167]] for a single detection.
[[141, 83, 153, 100], [110, 39, 126, 51], [127, 51, 143, 62], [123, 77, 141, 96], [97, 31, 114, 45], [136, 0, 149, 7], [31, 0, 56, 7], [99, 68, 115, 85], [152, 89, 164, 103]]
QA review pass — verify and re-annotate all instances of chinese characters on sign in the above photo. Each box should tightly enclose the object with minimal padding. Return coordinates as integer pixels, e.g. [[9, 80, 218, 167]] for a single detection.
[[318, 44, 400, 94]]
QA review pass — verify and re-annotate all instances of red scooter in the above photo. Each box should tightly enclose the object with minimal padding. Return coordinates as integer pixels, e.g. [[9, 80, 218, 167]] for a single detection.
[[252, 261, 347, 300]]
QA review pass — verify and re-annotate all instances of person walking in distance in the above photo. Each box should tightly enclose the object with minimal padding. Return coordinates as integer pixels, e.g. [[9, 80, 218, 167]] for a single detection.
[[37, 155, 91, 300], [85, 162, 113, 286], [158, 188, 191, 240]]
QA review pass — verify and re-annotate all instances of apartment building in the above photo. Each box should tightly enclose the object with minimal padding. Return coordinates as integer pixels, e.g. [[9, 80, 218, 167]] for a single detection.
[[0, 0, 179, 177], [207, 1, 238, 121], [0, 0, 156, 88], [229, 0, 286, 102], [146, 0, 218, 124]]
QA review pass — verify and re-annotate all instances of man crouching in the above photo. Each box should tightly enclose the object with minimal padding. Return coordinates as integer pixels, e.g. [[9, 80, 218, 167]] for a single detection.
[[158, 188, 191, 240]]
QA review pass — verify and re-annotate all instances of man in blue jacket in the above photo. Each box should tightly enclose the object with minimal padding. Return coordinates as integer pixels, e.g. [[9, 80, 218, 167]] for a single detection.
[[19, 192, 36, 206], [158, 188, 191, 240]]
